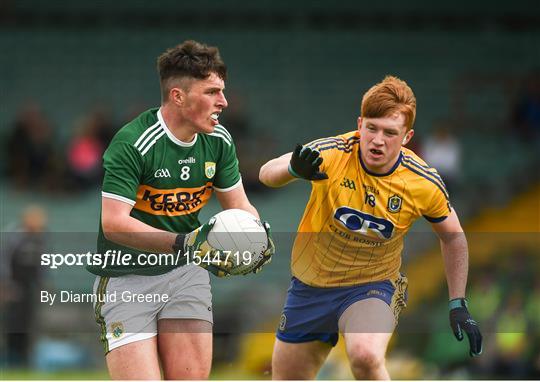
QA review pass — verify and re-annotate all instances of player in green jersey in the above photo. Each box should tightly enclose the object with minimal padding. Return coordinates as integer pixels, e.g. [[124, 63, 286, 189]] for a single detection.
[[89, 40, 273, 379]]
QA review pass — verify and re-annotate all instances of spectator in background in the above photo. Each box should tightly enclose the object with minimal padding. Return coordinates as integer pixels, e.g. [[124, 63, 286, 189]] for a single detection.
[[422, 120, 462, 194], [5, 102, 62, 192], [511, 69, 540, 145], [3, 206, 48, 367], [89, 105, 116, 148], [66, 108, 113, 190]]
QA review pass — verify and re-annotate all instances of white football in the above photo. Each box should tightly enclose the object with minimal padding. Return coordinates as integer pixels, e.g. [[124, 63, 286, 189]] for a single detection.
[[207, 209, 268, 275]]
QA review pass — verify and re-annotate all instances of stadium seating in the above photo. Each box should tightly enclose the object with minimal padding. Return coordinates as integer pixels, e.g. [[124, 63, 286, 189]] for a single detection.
[[1, 2, 538, 376]]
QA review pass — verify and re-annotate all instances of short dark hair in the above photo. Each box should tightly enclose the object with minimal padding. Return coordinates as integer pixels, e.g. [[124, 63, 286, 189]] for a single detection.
[[157, 40, 227, 100]]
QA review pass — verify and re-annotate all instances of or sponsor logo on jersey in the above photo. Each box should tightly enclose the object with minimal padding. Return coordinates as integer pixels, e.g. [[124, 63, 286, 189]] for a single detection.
[[205, 162, 216, 179], [334, 206, 394, 239], [111, 322, 124, 339], [178, 157, 196, 165], [134, 183, 213, 216], [154, 168, 171, 178], [387, 194, 402, 213], [329, 224, 383, 246], [340, 177, 356, 190]]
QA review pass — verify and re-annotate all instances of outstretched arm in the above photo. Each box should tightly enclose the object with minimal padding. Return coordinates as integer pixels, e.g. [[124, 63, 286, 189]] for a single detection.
[[259, 152, 296, 188], [260, 144, 328, 188]]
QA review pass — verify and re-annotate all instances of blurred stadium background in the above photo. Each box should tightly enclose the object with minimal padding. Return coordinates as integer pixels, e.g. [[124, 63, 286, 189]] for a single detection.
[[1, 0, 539, 379]]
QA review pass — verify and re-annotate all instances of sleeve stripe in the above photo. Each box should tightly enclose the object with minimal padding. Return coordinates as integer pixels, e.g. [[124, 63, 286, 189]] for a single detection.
[[213, 177, 242, 192], [402, 155, 445, 184], [402, 154, 433, 170], [401, 162, 450, 200], [134, 121, 161, 148], [214, 125, 232, 140], [136, 127, 164, 154], [313, 136, 338, 143], [317, 144, 354, 153], [306, 137, 342, 147], [401, 158, 448, 196], [311, 138, 360, 153], [315, 141, 352, 150], [307, 135, 359, 148], [310, 140, 345, 149], [102, 192, 136, 206], [209, 131, 232, 146], [140, 131, 166, 155]]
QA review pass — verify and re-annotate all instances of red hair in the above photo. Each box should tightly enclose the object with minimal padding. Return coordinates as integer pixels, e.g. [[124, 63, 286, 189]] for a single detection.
[[361, 76, 417, 131]]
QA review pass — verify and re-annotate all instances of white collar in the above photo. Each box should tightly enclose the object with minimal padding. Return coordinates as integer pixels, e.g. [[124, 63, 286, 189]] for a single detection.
[[157, 108, 198, 147]]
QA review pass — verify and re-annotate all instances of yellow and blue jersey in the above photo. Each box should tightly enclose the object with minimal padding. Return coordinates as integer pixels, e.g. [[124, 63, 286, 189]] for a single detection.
[[291, 130, 451, 287]]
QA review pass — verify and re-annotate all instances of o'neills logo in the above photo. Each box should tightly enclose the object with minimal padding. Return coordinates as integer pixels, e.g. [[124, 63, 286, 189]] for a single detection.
[[134, 183, 213, 216], [178, 157, 196, 165]]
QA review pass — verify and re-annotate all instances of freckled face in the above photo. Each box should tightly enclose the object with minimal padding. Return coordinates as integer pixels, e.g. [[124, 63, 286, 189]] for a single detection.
[[358, 113, 413, 174]]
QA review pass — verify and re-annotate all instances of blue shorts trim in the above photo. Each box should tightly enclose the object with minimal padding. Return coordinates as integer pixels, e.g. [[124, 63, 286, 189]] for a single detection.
[[276, 276, 407, 346], [276, 332, 338, 346]]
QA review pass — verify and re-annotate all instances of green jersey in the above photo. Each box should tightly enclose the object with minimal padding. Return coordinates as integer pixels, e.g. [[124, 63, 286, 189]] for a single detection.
[[88, 107, 241, 277]]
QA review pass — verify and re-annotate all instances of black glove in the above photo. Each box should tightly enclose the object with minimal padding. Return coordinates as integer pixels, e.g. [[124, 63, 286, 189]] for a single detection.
[[288, 144, 328, 181], [449, 298, 483, 357]]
